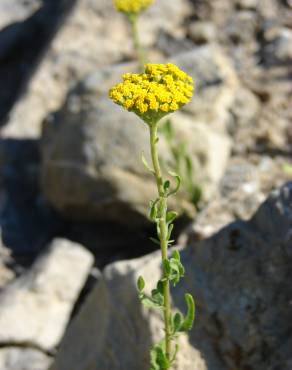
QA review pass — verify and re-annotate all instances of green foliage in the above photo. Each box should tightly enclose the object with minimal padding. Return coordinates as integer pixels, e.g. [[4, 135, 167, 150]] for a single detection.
[[150, 342, 171, 370], [138, 122, 196, 370], [159, 119, 203, 208]]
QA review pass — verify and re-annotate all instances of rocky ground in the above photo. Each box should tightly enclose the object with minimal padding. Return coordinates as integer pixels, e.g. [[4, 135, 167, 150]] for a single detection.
[[0, 0, 291, 369]]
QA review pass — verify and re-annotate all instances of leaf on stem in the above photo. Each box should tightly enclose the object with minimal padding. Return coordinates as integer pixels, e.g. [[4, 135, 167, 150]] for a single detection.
[[150, 343, 170, 370], [167, 224, 174, 241], [142, 152, 154, 173], [167, 171, 181, 196], [137, 276, 145, 292], [180, 293, 195, 332], [150, 237, 161, 246], [166, 211, 178, 224], [149, 198, 159, 221]]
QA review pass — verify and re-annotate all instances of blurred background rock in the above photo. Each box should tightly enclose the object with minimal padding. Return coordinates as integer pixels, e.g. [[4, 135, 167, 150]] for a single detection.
[[0, 0, 291, 369]]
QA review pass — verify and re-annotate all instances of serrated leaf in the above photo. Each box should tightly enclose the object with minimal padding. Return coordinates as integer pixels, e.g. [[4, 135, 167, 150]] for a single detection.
[[137, 276, 145, 292], [141, 152, 154, 173], [180, 293, 195, 332], [166, 211, 178, 224]]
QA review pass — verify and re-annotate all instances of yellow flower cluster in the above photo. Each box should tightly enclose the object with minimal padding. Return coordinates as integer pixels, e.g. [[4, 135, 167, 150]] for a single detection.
[[109, 63, 193, 123], [113, 0, 153, 14]]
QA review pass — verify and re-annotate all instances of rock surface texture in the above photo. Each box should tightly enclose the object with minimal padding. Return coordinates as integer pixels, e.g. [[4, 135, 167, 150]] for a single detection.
[[40, 45, 235, 223], [0, 238, 93, 352], [50, 182, 292, 370]]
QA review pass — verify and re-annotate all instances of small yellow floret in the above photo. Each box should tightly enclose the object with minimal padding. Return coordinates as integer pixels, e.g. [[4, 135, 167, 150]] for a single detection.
[[113, 0, 153, 14], [109, 63, 194, 123]]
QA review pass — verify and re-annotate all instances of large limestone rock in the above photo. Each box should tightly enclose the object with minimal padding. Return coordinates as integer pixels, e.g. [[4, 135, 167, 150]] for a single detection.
[[0, 238, 93, 351], [175, 46, 239, 132], [41, 46, 235, 223], [50, 182, 292, 370], [50, 251, 206, 370]]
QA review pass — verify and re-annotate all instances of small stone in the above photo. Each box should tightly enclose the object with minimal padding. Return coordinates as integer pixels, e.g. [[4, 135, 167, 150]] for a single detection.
[[188, 21, 217, 44], [236, 0, 258, 10], [0, 238, 94, 351], [0, 348, 52, 370]]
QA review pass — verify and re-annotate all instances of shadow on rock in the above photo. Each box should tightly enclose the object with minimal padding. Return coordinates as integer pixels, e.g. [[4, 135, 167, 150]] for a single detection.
[[0, 0, 77, 125]]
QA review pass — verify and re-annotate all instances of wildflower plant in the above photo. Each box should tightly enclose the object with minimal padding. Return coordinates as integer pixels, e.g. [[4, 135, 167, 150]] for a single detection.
[[113, 0, 154, 71], [109, 63, 195, 369]]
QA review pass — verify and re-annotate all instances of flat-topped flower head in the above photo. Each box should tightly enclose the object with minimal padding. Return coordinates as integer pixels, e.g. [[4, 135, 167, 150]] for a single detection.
[[113, 0, 154, 14], [109, 63, 194, 124]]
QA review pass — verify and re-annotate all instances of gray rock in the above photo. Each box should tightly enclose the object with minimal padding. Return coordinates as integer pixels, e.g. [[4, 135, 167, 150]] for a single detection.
[[41, 45, 237, 224], [0, 0, 41, 29], [272, 28, 292, 62], [173, 46, 239, 133], [236, 0, 258, 10], [0, 347, 53, 370], [169, 113, 231, 200], [188, 21, 217, 44], [50, 182, 292, 370], [41, 91, 189, 225], [1, 0, 191, 138], [0, 238, 93, 351], [50, 252, 206, 370]]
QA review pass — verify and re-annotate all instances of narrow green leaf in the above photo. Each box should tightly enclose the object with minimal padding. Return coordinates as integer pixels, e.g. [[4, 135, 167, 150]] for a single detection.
[[150, 237, 161, 246], [140, 294, 163, 309], [191, 185, 203, 206], [167, 171, 181, 196], [156, 280, 164, 295], [163, 180, 170, 192], [180, 293, 195, 332], [167, 224, 174, 241], [172, 250, 180, 261], [156, 223, 161, 238], [141, 152, 154, 173], [156, 346, 170, 369], [166, 211, 178, 224], [170, 344, 179, 365], [137, 276, 145, 292], [163, 259, 171, 277], [150, 348, 160, 370], [149, 199, 159, 221], [185, 154, 193, 180], [151, 289, 164, 306], [173, 312, 183, 333]]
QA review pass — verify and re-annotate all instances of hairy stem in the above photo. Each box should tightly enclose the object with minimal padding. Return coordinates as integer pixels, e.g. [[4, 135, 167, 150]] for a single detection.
[[149, 122, 172, 360], [128, 14, 145, 72]]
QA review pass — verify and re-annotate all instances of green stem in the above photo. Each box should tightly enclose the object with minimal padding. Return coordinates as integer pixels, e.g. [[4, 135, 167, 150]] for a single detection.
[[128, 14, 145, 72], [149, 122, 172, 361]]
